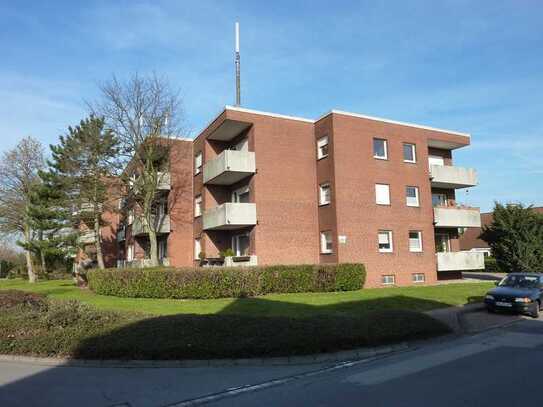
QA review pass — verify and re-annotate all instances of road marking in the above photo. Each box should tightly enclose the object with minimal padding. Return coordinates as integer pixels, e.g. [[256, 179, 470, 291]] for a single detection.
[[347, 332, 543, 386]]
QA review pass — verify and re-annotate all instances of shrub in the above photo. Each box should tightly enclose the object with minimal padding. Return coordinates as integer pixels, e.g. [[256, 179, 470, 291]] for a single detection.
[[484, 257, 503, 273], [88, 263, 366, 299], [0, 290, 47, 311]]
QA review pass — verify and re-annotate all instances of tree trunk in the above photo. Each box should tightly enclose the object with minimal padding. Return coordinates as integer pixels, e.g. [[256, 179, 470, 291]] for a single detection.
[[148, 227, 159, 267], [94, 213, 105, 269], [38, 230, 47, 274], [23, 225, 37, 283]]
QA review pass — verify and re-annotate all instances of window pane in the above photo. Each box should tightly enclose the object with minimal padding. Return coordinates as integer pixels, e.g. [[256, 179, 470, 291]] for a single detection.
[[317, 136, 329, 159], [406, 187, 419, 206], [320, 184, 331, 204], [373, 139, 387, 158], [403, 144, 416, 162], [375, 184, 390, 205], [378, 231, 392, 251], [409, 231, 422, 251]]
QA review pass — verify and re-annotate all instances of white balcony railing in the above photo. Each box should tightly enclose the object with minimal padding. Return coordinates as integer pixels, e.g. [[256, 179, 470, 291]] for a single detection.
[[436, 251, 485, 271], [78, 230, 96, 244], [132, 215, 171, 235], [203, 150, 256, 185], [434, 206, 481, 228], [203, 203, 257, 230], [430, 165, 478, 189]]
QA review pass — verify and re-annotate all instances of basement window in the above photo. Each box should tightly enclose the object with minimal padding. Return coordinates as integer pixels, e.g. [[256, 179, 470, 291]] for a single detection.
[[412, 273, 425, 283], [382, 275, 395, 285]]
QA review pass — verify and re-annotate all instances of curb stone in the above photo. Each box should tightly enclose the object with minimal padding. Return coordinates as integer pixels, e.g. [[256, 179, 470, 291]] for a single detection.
[[0, 342, 410, 369]]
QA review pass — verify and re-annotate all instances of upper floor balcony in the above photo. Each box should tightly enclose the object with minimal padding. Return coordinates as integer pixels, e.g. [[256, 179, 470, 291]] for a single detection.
[[436, 251, 484, 271], [78, 230, 96, 244], [433, 206, 481, 228], [157, 171, 171, 190], [203, 150, 256, 185], [132, 214, 171, 236], [203, 203, 257, 230], [430, 165, 477, 189]]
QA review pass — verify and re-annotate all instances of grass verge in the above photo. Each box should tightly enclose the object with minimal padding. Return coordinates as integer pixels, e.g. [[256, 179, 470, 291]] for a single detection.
[[0, 290, 450, 359]]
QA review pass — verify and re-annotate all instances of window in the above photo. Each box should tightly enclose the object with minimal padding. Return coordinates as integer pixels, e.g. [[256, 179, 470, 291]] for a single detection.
[[435, 233, 451, 252], [194, 238, 201, 259], [375, 184, 391, 205], [403, 143, 416, 163], [194, 195, 202, 217], [320, 231, 333, 254], [382, 275, 395, 285], [373, 138, 388, 159], [194, 151, 203, 175], [317, 136, 329, 159], [428, 155, 445, 167], [127, 244, 134, 261], [406, 186, 419, 207], [378, 230, 393, 252], [432, 193, 447, 207], [232, 234, 250, 256], [409, 231, 423, 252], [127, 209, 134, 225], [412, 273, 425, 283], [319, 183, 331, 205], [232, 186, 250, 203], [158, 238, 168, 260]]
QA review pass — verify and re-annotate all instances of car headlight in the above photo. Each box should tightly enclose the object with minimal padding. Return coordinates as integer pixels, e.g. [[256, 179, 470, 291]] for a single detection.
[[515, 297, 532, 303], [485, 295, 495, 300]]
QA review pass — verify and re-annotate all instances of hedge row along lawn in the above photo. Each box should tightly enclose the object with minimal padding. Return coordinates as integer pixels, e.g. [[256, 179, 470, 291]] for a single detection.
[[87, 264, 366, 299], [0, 290, 451, 359]]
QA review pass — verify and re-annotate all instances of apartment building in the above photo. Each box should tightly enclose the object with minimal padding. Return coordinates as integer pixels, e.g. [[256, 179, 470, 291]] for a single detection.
[[113, 105, 484, 287]]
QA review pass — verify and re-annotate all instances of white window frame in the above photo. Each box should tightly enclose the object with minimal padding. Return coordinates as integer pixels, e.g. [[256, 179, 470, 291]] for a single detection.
[[127, 209, 134, 225], [232, 233, 250, 257], [412, 273, 425, 283], [378, 230, 393, 253], [232, 185, 250, 203], [319, 182, 331, 205], [373, 138, 388, 160], [403, 143, 417, 163], [194, 238, 201, 260], [409, 230, 423, 252], [194, 151, 203, 175], [127, 244, 134, 261], [320, 231, 333, 254], [375, 184, 391, 205], [382, 275, 395, 285], [317, 136, 329, 159], [406, 186, 420, 207], [428, 155, 445, 167], [194, 195, 202, 217]]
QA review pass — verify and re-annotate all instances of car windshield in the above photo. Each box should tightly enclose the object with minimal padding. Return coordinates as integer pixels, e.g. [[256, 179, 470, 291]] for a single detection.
[[498, 275, 540, 289]]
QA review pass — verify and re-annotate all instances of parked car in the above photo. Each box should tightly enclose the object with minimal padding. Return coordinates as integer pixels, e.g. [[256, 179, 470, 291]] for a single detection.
[[484, 273, 543, 318]]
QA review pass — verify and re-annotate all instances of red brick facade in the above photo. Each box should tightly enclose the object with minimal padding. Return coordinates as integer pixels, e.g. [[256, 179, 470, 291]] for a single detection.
[[109, 106, 480, 287]]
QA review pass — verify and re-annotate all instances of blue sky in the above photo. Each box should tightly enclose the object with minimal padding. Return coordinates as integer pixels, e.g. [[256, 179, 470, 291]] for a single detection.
[[0, 0, 541, 211]]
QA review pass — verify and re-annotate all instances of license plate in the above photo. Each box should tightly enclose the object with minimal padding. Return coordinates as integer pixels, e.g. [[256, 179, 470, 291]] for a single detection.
[[496, 301, 512, 307]]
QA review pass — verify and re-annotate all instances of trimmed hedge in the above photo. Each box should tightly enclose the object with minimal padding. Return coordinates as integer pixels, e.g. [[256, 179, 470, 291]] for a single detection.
[[87, 263, 366, 299], [484, 257, 503, 273]]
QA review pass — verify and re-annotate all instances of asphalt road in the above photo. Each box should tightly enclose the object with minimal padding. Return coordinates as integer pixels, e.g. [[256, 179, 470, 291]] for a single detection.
[[1, 316, 543, 406]]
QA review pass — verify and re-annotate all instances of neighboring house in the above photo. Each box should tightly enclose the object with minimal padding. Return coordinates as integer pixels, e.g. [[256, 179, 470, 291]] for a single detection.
[[459, 207, 543, 256], [110, 105, 484, 287]]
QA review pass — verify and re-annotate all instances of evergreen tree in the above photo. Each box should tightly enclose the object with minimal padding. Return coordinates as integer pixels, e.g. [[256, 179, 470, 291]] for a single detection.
[[480, 203, 543, 273], [49, 115, 121, 269]]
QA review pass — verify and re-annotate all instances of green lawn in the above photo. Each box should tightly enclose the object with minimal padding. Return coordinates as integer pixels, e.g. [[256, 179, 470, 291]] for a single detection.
[[0, 278, 493, 318]]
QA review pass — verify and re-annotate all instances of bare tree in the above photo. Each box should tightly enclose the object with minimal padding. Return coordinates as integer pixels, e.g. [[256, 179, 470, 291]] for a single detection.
[[0, 137, 45, 282], [91, 74, 184, 267]]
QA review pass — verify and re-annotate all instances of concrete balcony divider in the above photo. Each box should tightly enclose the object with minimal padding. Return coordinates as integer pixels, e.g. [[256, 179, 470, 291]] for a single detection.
[[203, 203, 257, 230], [203, 150, 256, 185], [132, 215, 171, 236], [436, 251, 485, 271], [434, 207, 481, 228], [430, 165, 478, 189]]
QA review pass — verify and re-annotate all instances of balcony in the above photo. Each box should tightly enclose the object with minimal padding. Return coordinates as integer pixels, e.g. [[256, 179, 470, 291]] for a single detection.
[[132, 215, 171, 236], [157, 171, 171, 190], [79, 230, 96, 244], [203, 203, 257, 230], [434, 206, 481, 228], [430, 165, 477, 189], [203, 150, 256, 185], [436, 251, 485, 271]]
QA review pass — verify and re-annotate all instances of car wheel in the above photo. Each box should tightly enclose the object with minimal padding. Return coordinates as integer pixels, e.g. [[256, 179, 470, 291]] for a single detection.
[[531, 301, 540, 318], [487, 306, 495, 314]]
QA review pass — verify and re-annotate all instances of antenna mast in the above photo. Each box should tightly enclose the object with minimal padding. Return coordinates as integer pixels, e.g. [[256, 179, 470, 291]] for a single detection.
[[235, 22, 241, 106]]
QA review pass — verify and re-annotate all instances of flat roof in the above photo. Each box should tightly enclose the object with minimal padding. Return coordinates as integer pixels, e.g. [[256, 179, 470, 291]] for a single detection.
[[194, 105, 471, 140]]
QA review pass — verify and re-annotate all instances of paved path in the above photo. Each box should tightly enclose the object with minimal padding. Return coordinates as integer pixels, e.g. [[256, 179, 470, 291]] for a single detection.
[[0, 309, 538, 407]]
